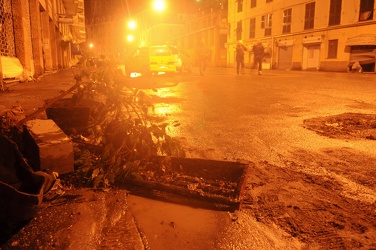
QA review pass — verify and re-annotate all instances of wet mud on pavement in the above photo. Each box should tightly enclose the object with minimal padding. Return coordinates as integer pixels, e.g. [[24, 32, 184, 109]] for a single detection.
[[220, 113, 376, 249], [128, 72, 376, 250], [2, 69, 376, 249], [128, 194, 302, 250], [1, 189, 144, 250], [160, 89, 376, 248]]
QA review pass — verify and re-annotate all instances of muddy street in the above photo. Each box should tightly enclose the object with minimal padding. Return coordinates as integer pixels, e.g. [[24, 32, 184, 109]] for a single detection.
[[134, 68, 376, 249], [1, 68, 375, 249]]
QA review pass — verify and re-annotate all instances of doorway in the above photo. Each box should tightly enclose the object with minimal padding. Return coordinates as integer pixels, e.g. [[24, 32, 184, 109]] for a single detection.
[[278, 46, 293, 70], [303, 44, 320, 70]]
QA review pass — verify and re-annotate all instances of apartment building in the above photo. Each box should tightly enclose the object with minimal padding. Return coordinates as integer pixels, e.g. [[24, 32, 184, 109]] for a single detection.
[[0, 0, 85, 82], [228, 0, 376, 72], [84, 0, 129, 60], [172, 2, 228, 67]]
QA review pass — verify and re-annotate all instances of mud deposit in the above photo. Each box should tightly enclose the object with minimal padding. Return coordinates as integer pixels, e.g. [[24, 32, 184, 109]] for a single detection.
[[241, 113, 376, 249], [2, 113, 376, 249], [303, 113, 376, 140]]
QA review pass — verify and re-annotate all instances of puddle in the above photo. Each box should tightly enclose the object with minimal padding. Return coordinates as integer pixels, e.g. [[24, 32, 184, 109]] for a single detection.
[[128, 195, 231, 249]]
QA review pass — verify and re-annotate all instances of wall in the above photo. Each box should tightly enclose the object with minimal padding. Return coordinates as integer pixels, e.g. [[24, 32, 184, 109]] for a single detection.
[[227, 0, 376, 72]]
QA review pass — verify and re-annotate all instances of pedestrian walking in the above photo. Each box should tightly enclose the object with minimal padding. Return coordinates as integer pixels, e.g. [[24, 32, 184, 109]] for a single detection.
[[197, 39, 209, 76], [235, 40, 247, 75], [253, 41, 264, 75]]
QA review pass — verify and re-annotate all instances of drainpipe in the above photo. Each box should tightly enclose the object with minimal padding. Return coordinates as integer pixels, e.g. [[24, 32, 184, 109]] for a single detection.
[[271, 36, 274, 70]]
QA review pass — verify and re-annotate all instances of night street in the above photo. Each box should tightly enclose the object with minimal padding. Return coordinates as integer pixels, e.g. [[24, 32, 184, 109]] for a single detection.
[[127, 67, 376, 249], [1, 66, 376, 249], [2, 0, 376, 249]]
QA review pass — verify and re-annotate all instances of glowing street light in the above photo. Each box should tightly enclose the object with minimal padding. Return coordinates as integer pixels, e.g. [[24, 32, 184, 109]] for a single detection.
[[89, 43, 94, 49], [153, 0, 166, 12], [127, 34, 134, 42], [128, 20, 136, 30]]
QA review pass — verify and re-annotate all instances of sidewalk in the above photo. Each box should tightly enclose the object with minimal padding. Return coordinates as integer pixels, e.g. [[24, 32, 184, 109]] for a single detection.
[[1, 188, 144, 249], [0, 70, 145, 249], [0, 69, 78, 117]]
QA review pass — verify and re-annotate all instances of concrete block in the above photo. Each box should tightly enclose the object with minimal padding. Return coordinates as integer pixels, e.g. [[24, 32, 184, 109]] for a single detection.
[[23, 119, 74, 174]]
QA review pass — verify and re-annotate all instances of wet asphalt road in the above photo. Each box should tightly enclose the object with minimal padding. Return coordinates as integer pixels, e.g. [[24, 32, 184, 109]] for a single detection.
[[127, 68, 376, 249], [135, 68, 376, 164]]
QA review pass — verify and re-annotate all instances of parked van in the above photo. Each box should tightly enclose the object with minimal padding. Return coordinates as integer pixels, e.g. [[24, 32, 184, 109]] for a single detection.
[[125, 46, 176, 77]]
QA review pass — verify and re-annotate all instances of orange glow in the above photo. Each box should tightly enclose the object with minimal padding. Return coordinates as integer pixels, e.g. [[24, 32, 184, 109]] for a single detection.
[[127, 34, 134, 42], [153, 0, 166, 12], [128, 20, 136, 30], [154, 103, 179, 116], [153, 103, 181, 137]]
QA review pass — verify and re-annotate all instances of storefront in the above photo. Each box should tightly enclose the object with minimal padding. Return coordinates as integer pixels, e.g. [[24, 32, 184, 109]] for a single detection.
[[277, 40, 294, 70], [346, 34, 376, 73]]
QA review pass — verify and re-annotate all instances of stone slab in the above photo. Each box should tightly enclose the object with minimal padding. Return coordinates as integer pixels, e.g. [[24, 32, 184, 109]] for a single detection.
[[23, 119, 74, 174]]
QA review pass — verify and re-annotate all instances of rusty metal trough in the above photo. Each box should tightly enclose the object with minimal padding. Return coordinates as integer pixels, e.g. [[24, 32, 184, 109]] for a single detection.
[[120, 156, 250, 211]]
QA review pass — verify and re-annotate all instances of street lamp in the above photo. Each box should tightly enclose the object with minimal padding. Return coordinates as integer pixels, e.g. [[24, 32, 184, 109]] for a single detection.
[[127, 20, 136, 30], [127, 34, 134, 42], [152, 0, 166, 13]]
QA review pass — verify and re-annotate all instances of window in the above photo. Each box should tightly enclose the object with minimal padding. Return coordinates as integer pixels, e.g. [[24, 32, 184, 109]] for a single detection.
[[237, 0, 243, 12], [236, 21, 242, 40], [329, 0, 342, 26], [282, 8, 292, 33], [249, 18, 256, 38], [251, 0, 256, 8], [359, 0, 374, 21], [328, 40, 338, 58], [262, 14, 272, 36], [304, 2, 315, 30]]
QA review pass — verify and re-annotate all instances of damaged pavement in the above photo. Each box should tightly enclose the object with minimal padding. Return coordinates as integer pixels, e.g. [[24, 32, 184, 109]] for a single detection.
[[0, 69, 146, 249], [0, 68, 250, 249], [1, 68, 376, 249]]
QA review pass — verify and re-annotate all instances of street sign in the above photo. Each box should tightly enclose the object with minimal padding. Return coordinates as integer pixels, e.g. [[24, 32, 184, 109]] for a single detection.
[[58, 14, 74, 24]]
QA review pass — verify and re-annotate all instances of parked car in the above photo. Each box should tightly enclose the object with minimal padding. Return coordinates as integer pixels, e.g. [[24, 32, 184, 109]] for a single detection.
[[167, 46, 183, 72], [125, 46, 176, 77]]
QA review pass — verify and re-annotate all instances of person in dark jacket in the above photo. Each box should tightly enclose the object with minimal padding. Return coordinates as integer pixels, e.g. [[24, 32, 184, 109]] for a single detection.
[[253, 41, 264, 75], [235, 40, 247, 75]]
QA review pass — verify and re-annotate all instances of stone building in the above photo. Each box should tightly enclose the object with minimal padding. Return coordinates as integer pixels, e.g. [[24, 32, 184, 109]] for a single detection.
[[171, 2, 228, 67], [0, 0, 85, 83], [227, 0, 376, 72], [84, 0, 129, 60]]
